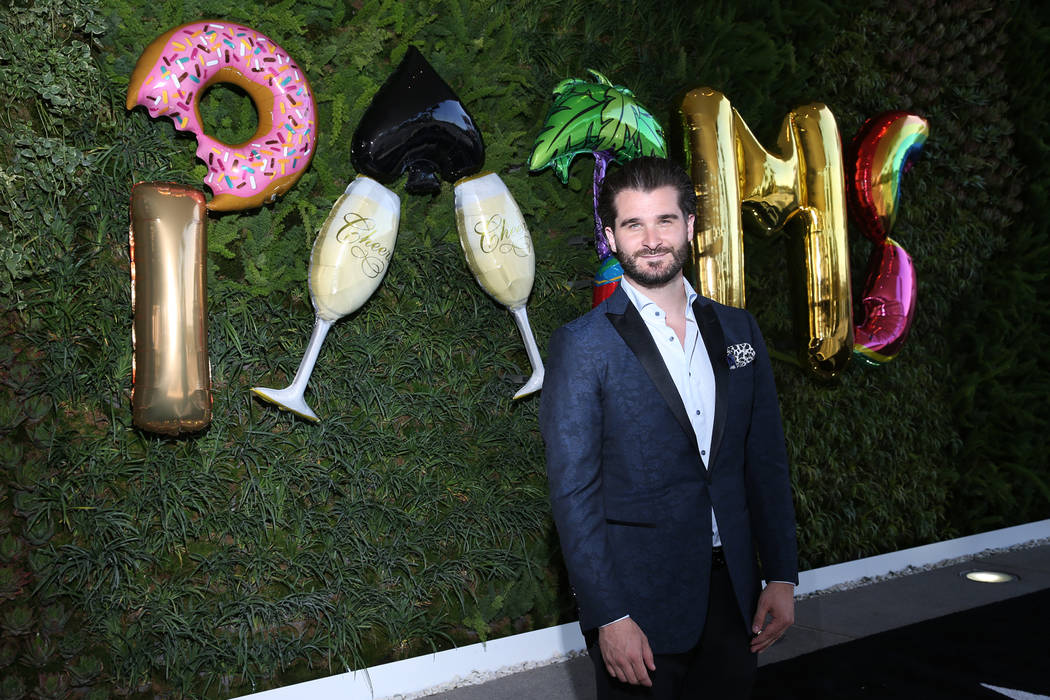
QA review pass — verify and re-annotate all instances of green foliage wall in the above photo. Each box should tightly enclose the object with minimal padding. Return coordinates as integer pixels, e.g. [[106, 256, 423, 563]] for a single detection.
[[1, 0, 1047, 696]]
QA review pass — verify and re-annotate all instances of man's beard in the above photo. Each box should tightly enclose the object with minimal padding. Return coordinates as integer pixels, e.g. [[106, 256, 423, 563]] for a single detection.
[[618, 239, 690, 288]]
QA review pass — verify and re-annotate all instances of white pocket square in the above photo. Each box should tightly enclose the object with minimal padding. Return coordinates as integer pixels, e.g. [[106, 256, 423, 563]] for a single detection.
[[726, 343, 756, 369]]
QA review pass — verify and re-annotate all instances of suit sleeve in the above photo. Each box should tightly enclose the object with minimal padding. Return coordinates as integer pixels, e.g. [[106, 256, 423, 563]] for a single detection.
[[539, 324, 629, 631], [743, 312, 799, 585]]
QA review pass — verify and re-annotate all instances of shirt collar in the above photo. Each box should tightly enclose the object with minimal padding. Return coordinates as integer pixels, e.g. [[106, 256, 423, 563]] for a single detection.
[[619, 275, 698, 319]]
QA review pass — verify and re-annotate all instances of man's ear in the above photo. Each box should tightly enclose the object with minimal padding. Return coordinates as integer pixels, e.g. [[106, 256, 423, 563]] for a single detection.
[[687, 214, 696, 241], [603, 226, 618, 253]]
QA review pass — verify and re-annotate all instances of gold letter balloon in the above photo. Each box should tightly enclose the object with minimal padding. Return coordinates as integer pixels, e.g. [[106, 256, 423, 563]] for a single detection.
[[130, 183, 211, 435], [252, 176, 401, 420], [678, 88, 853, 379], [454, 173, 544, 399]]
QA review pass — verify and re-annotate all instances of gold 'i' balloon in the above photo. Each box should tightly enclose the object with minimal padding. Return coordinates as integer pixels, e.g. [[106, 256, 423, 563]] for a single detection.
[[129, 182, 211, 435], [678, 87, 853, 378]]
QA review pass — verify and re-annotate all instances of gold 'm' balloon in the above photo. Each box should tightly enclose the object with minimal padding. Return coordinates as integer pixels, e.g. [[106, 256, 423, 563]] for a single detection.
[[678, 88, 853, 378], [130, 182, 211, 435]]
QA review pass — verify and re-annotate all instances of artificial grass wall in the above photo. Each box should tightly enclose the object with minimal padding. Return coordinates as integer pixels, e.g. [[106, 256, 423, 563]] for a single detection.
[[1, 0, 1047, 696]]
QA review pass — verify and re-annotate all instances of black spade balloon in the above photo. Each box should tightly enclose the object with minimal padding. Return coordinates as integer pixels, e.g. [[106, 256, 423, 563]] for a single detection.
[[351, 47, 485, 194]]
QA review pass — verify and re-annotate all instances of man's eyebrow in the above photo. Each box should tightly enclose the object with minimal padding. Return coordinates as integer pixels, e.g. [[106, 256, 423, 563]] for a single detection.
[[618, 212, 681, 226]]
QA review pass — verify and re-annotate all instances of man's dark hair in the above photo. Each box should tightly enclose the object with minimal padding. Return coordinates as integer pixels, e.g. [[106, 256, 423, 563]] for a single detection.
[[596, 156, 698, 230]]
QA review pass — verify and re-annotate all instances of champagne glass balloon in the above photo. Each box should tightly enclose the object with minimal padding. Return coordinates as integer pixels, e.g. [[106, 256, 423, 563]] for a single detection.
[[252, 176, 400, 420], [454, 172, 544, 399]]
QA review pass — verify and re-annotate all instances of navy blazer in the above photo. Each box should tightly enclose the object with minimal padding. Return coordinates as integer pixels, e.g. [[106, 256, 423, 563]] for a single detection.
[[539, 284, 798, 654]]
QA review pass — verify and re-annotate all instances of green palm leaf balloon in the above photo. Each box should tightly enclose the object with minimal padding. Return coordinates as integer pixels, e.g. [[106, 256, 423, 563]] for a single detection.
[[529, 70, 667, 183]]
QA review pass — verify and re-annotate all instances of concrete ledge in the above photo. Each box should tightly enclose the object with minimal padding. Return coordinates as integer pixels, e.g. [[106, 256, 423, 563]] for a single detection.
[[795, 519, 1050, 596], [239, 519, 1050, 700]]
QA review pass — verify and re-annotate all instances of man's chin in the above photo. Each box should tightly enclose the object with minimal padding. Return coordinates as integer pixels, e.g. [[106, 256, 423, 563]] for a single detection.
[[620, 245, 689, 289], [623, 264, 681, 288]]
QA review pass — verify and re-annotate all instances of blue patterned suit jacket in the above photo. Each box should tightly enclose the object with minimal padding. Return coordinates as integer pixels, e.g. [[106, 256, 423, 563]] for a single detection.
[[539, 284, 798, 654]]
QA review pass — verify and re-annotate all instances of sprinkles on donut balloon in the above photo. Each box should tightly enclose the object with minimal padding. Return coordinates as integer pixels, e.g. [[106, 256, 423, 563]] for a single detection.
[[126, 20, 317, 212]]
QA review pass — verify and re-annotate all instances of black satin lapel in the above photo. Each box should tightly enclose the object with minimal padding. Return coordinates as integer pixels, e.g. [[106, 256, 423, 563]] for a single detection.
[[696, 300, 728, 469], [607, 304, 698, 451]]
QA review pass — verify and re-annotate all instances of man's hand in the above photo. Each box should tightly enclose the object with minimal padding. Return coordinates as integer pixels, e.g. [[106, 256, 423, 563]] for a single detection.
[[598, 617, 655, 686], [750, 582, 795, 653]]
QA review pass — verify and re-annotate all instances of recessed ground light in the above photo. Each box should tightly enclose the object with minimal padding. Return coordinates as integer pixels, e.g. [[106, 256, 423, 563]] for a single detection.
[[962, 570, 1018, 583]]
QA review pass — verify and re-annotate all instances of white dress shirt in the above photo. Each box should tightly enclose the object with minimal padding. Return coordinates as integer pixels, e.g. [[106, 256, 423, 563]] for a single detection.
[[619, 277, 721, 547]]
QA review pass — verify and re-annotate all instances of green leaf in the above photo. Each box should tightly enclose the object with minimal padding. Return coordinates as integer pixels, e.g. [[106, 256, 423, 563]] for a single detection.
[[529, 70, 667, 183]]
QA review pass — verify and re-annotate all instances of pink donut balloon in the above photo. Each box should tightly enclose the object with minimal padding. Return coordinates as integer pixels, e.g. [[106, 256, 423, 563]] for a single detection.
[[126, 21, 317, 211]]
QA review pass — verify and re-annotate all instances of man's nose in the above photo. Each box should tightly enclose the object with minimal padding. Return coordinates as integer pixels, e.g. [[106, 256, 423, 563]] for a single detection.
[[641, 225, 662, 249]]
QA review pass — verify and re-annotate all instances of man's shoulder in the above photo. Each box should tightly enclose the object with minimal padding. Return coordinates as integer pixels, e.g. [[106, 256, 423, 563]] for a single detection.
[[553, 289, 626, 336], [558, 301, 614, 333], [695, 294, 758, 331], [696, 293, 746, 316], [545, 296, 625, 365]]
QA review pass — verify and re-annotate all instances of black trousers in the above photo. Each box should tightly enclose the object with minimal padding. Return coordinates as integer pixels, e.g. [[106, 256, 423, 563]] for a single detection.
[[587, 561, 757, 699]]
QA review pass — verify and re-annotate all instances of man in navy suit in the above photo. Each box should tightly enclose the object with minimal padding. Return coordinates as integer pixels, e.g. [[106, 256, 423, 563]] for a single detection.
[[540, 157, 798, 699]]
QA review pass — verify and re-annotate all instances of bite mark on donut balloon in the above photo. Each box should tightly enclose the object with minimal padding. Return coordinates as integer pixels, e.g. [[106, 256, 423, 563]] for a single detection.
[[126, 21, 317, 211]]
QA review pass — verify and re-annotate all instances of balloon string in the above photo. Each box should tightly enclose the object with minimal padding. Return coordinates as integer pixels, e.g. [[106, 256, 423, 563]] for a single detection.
[[593, 150, 613, 260]]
